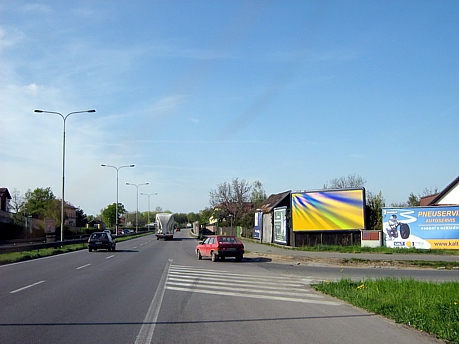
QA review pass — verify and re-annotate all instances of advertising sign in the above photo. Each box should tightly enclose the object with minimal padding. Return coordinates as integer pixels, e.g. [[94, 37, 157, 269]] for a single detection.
[[44, 218, 56, 234], [254, 212, 262, 239], [274, 208, 287, 244], [382, 206, 459, 249], [292, 189, 366, 231]]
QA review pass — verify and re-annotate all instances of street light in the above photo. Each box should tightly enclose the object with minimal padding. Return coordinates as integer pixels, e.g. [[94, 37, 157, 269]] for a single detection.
[[101, 164, 135, 235], [35, 109, 96, 242], [126, 182, 149, 232], [140, 192, 158, 227]]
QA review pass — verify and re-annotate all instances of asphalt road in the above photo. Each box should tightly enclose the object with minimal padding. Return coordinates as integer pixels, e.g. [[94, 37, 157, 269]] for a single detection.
[[0, 230, 447, 343]]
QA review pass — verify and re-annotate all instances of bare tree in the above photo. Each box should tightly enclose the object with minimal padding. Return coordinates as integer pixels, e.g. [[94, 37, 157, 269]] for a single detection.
[[323, 173, 366, 189], [9, 188, 26, 226], [8, 188, 25, 214], [209, 178, 253, 224]]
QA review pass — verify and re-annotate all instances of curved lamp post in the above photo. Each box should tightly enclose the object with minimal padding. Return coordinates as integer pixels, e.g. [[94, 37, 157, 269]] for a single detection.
[[35, 109, 96, 242], [140, 192, 158, 228], [126, 182, 149, 232], [101, 164, 135, 235]]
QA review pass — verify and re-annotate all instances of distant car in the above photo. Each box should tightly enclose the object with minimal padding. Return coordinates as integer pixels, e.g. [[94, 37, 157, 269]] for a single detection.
[[196, 235, 244, 262], [176, 227, 181, 232], [88, 232, 116, 252]]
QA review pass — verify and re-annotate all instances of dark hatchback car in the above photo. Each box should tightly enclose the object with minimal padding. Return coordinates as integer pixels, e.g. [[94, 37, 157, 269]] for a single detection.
[[196, 235, 244, 262], [88, 232, 116, 252]]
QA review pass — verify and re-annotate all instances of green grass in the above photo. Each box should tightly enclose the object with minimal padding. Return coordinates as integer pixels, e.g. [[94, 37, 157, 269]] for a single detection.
[[313, 278, 459, 343], [0, 243, 87, 265]]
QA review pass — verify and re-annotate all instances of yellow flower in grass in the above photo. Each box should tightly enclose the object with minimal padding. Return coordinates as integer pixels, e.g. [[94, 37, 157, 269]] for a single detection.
[[357, 283, 365, 290]]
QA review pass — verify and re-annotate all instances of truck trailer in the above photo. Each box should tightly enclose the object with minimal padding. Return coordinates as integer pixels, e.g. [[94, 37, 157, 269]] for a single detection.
[[155, 213, 175, 240]]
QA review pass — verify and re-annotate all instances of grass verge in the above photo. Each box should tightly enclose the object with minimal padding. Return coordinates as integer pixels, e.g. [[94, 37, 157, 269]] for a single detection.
[[0, 232, 152, 265], [312, 278, 459, 343], [0, 243, 87, 265]]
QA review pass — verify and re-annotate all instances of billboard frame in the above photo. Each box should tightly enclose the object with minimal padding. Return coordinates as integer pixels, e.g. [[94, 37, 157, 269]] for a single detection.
[[291, 188, 366, 232]]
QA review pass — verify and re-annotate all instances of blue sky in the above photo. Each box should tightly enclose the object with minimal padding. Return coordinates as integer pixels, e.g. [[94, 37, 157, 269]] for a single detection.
[[1, 1, 459, 216]]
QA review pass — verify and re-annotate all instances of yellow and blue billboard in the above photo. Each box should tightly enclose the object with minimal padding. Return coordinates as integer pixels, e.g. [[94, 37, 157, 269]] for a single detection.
[[292, 189, 366, 231], [383, 206, 459, 249]]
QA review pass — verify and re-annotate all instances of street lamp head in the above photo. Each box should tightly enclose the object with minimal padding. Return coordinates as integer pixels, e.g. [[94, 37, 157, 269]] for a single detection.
[[34, 109, 43, 113], [129, 164, 135, 167], [87, 109, 96, 113], [101, 164, 106, 167]]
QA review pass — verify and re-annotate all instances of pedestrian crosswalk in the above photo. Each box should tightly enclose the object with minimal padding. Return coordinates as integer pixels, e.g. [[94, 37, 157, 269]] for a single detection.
[[165, 264, 341, 306]]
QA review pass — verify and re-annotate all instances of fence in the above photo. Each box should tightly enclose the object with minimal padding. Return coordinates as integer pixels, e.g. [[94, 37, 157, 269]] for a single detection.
[[294, 231, 362, 247]]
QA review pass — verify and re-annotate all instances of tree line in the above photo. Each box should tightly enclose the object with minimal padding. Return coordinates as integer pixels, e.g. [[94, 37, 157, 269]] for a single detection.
[[6, 174, 438, 234]]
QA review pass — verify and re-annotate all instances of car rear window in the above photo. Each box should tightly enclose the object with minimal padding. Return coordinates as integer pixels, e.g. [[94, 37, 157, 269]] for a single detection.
[[218, 237, 239, 243], [91, 233, 107, 239]]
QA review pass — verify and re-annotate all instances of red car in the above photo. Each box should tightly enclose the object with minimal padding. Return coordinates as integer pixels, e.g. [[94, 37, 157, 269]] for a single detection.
[[196, 235, 244, 262]]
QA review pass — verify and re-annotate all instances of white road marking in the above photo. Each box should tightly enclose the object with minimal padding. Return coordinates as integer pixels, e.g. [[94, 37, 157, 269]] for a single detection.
[[76, 264, 91, 270], [166, 264, 340, 306], [135, 259, 172, 344], [10, 280, 45, 294], [106, 255, 115, 259], [166, 286, 341, 305]]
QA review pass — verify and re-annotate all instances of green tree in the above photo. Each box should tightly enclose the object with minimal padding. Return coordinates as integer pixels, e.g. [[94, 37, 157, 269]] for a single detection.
[[391, 187, 439, 207], [24, 187, 56, 220], [366, 191, 385, 231], [173, 213, 188, 226], [44, 199, 63, 228], [407, 192, 420, 207], [240, 211, 255, 229], [102, 203, 126, 228], [187, 212, 200, 223], [250, 180, 267, 208], [199, 207, 214, 225], [76, 207, 88, 227]]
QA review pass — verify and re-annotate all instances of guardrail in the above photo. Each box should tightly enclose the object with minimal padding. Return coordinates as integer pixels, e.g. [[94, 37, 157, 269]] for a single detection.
[[0, 231, 153, 254], [0, 239, 88, 254]]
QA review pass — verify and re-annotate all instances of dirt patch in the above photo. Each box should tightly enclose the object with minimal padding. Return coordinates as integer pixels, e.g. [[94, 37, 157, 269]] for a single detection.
[[244, 252, 443, 269]]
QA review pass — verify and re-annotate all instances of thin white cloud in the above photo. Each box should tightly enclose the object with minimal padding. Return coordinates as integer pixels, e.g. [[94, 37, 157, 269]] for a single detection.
[[0, 26, 25, 51], [20, 3, 53, 13]]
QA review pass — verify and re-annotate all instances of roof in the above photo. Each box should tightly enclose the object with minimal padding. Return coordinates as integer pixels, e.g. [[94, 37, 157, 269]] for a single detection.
[[419, 193, 439, 206], [87, 219, 104, 224], [0, 188, 12, 199], [257, 191, 290, 213], [427, 175, 459, 206]]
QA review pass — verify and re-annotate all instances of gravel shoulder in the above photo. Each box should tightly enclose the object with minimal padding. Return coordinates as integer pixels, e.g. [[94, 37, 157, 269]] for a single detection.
[[243, 251, 458, 270]]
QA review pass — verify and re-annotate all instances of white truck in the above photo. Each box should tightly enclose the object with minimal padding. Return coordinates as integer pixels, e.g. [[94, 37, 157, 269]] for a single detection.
[[155, 213, 175, 240]]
